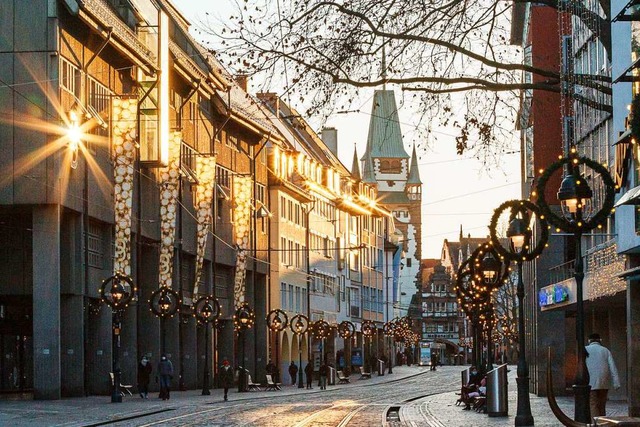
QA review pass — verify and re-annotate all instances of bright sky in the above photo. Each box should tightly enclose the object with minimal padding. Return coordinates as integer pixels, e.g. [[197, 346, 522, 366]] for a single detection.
[[172, 0, 522, 259]]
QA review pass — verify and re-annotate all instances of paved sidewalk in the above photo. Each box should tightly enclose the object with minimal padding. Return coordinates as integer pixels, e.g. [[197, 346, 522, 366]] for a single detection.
[[410, 366, 628, 426], [0, 365, 428, 426]]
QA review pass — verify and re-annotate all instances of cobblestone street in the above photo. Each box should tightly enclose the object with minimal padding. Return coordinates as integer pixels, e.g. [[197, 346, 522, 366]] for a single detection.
[[0, 365, 629, 426]]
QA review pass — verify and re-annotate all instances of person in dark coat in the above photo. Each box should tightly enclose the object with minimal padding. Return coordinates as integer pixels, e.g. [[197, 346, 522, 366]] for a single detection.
[[304, 362, 314, 389], [319, 362, 328, 390], [157, 354, 174, 400], [137, 355, 152, 398], [288, 361, 298, 386], [219, 358, 234, 401], [430, 352, 438, 371]]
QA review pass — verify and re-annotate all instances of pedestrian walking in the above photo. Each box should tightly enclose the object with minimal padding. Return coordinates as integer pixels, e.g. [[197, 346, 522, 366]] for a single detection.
[[156, 354, 174, 400], [219, 358, 234, 401], [585, 333, 621, 420], [137, 355, 152, 399], [319, 362, 327, 390], [304, 362, 313, 389], [430, 352, 438, 371], [288, 361, 298, 386]]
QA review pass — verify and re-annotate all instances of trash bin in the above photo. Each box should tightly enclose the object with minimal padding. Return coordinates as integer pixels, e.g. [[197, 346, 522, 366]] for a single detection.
[[461, 367, 471, 388], [487, 363, 508, 417], [378, 359, 385, 376], [328, 366, 336, 386]]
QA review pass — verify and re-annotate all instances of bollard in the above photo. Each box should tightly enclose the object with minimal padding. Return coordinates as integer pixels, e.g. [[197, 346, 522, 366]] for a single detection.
[[378, 359, 385, 376], [328, 366, 336, 386], [487, 363, 508, 417]]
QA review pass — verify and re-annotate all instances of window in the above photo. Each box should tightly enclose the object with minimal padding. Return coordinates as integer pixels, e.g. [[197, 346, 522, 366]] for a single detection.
[[60, 57, 80, 98], [295, 287, 301, 312], [226, 134, 239, 151], [87, 221, 104, 268], [407, 258, 412, 268], [288, 284, 294, 309], [216, 165, 231, 189], [281, 283, 287, 309]]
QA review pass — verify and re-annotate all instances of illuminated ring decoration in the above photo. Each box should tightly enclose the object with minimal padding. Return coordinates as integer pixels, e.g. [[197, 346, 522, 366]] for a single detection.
[[266, 309, 289, 332], [536, 156, 615, 234], [338, 320, 355, 339], [361, 320, 376, 337], [289, 313, 309, 335], [194, 295, 221, 324], [469, 242, 510, 290], [99, 273, 135, 309], [149, 287, 180, 318], [233, 303, 255, 331], [489, 199, 549, 262], [312, 320, 330, 339], [383, 321, 395, 336]]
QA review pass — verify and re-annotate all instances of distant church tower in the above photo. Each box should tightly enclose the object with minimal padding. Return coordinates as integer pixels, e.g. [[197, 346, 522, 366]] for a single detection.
[[362, 90, 422, 318]]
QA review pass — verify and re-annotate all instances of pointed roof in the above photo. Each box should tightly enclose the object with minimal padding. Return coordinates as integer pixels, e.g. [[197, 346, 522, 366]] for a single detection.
[[361, 151, 377, 184], [362, 90, 410, 160], [351, 146, 361, 180], [407, 145, 422, 185]]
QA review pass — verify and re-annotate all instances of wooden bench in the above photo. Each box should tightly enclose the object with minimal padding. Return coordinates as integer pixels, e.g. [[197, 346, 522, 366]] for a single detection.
[[337, 370, 350, 384], [109, 372, 133, 397], [593, 416, 640, 426], [265, 374, 282, 391], [359, 366, 371, 379], [246, 374, 261, 391]]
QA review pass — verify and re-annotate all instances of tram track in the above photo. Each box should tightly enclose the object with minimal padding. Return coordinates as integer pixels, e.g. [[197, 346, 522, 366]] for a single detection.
[[84, 369, 457, 427]]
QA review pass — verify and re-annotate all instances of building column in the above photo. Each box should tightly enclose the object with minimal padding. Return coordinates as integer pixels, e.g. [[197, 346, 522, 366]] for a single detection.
[[628, 278, 640, 417], [33, 205, 61, 399]]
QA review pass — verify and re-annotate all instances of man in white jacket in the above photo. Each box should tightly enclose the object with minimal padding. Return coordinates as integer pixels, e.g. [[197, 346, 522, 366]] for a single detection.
[[585, 333, 621, 420]]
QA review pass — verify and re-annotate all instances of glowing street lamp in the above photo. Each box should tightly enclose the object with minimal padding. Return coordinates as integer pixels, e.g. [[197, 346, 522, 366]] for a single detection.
[[194, 296, 221, 396], [290, 314, 309, 389], [99, 273, 135, 403], [267, 309, 288, 383], [536, 149, 615, 424]]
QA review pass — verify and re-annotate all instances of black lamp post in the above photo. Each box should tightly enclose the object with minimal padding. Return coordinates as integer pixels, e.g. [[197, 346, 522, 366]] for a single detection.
[[100, 273, 135, 403], [383, 321, 395, 373], [194, 296, 221, 396], [290, 314, 309, 389], [234, 303, 255, 392], [314, 320, 330, 364], [149, 287, 181, 357], [490, 199, 549, 426], [536, 150, 615, 424], [362, 320, 375, 373], [267, 309, 288, 383], [338, 320, 355, 373]]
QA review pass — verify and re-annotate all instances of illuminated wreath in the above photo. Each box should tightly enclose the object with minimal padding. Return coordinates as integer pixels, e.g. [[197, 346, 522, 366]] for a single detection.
[[383, 321, 395, 336], [193, 295, 221, 324], [489, 199, 549, 262], [338, 320, 355, 339], [361, 320, 376, 336], [99, 272, 135, 309], [536, 156, 615, 234], [149, 287, 180, 318], [469, 242, 510, 290], [266, 309, 289, 332], [233, 303, 255, 331]]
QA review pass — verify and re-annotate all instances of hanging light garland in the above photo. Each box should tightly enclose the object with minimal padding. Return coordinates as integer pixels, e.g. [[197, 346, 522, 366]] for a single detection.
[[158, 131, 182, 289], [193, 155, 216, 296], [111, 96, 138, 277]]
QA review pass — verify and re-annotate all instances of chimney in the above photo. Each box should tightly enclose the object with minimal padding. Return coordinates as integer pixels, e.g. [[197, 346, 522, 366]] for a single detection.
[[235, 74, 248, 92], [321, 127, 338, 157]]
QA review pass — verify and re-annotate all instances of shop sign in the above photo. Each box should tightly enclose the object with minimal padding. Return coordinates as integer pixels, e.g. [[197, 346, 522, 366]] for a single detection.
[[538, 284, 570, 309]]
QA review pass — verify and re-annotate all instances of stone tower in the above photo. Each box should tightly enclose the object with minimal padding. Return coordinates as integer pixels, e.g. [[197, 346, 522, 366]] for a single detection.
[[362, 90, 422, 318]]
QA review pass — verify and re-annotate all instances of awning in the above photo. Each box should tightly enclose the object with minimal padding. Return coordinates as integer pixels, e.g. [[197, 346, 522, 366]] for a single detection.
[[615, 184, 640, 207]]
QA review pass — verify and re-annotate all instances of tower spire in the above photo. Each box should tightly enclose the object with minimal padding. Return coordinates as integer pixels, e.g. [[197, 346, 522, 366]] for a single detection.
[[351, 144, 361, 181], [407, 145, 422, 185]]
